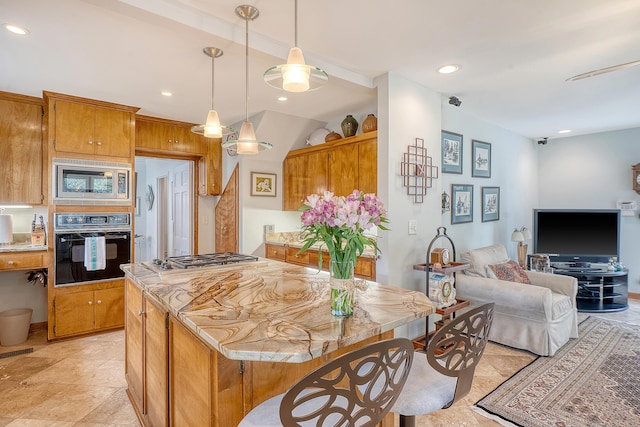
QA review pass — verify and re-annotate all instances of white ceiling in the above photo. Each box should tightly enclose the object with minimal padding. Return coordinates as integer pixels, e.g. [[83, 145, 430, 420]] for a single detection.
[[2, 0, 640, 141]]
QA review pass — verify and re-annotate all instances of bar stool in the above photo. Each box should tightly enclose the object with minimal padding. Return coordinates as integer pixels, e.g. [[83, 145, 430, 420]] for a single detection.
[[238, 337, 414, 426], [392, 303, 495, 427]]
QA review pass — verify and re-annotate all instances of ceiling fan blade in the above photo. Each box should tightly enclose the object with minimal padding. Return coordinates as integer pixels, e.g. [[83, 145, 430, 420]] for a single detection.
[[566, 60, 640, 81]]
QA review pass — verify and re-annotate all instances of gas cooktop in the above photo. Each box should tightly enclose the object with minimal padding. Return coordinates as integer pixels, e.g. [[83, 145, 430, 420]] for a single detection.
[[151, 252, 259, 270]]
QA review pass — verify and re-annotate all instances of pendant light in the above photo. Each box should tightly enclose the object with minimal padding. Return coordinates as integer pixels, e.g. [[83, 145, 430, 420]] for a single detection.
[[223, 5, 272, 155], [191, 47, 234, 138], [263, 0, 328, 92]]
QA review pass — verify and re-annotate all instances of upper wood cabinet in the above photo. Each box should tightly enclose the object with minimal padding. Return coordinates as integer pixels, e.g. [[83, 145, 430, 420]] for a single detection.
[[282, 131, 377, 211], [44, 92, 138, 161], [135, 115, 207, 155], [0, 91, 44, 205], [198, 136, 222, 196]]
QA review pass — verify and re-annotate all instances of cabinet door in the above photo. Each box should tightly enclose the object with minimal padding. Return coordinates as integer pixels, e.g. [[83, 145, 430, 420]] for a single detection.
[[265, 244, 286, 261], [358, 140, 377, 195], [328, 144, 359, 197], [135, 119, 173, 151], [94, 107, 132, 158], [145, 298, 169, 427], [54, 290, 95, 336], [125, 280, 144, 415], [95, 285, 124, 329], [172, 125, 196, 153], [283, 155, 307, 211], [283, 152, 328, 211], [170, 317, 213, 426], [54, 100, 95, 155], [198, 138, 222, 196], [0, 98, 43, 205]]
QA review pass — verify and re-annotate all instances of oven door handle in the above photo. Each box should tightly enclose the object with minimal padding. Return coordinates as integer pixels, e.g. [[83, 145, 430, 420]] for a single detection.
[[58, 234, 130, 243]]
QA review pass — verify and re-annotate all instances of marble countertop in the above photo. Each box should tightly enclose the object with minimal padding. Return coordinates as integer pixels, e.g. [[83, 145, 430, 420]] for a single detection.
[[265, 231, 378, 258], [122, 259, 432, 363]]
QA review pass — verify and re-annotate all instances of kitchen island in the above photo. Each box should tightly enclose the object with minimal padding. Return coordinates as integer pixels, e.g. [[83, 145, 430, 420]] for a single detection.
[[122, 258, 433, 426]]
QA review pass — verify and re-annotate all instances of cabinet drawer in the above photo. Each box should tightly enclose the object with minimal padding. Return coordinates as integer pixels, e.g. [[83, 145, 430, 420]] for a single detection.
[[285, 246, 310, 265], [355, 258, 373, 278], [0, 252, 46, 271], [265, 244, 286, 261], [307, 251, 329, 270]]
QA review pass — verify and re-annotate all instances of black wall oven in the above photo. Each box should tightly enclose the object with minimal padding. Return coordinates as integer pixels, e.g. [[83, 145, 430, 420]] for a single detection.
[[54, 213, 131, 287]]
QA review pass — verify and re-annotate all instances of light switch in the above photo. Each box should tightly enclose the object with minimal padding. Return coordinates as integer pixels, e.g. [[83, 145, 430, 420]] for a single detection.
[[408, 219, 417, 235], [264, 224, 275, 234]]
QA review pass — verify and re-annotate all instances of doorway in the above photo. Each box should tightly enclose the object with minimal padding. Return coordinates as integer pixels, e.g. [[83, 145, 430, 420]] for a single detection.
[[134, 157, 193, 262]]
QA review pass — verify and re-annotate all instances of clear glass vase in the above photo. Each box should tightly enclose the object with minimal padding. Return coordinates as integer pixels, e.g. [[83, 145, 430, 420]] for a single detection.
[[329, 259, 355, 316]]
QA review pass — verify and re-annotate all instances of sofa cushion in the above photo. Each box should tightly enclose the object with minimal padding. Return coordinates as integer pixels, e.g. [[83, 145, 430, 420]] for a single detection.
[[459, 244, 509, 277], [486, 260, 531, 284]]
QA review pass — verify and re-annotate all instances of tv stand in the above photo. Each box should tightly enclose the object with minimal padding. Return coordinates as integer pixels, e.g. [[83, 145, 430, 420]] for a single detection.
[[554, 267, 628, 313]]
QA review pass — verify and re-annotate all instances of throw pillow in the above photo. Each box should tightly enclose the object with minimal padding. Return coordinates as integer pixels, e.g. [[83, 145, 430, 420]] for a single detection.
[[486, 260, 531, 284]]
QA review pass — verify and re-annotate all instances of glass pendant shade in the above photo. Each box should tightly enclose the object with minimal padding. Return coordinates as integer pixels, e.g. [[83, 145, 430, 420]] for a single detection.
[[191, 46, 233, 138], [263, 0, 328, 92], [203, 110, 222, 138], [221, 5, 272, 155]]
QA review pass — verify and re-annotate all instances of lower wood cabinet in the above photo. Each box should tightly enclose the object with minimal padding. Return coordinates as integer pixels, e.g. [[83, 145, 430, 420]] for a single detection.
[[125, 278, 393, 426], [0, 251, 49, 271], [125, 279, 169, 427], [50, 280, 124, 338], [265, 243, 377, 281]]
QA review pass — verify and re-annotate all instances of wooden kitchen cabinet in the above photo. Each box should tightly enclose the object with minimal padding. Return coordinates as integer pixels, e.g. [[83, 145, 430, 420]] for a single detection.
[[265, 243, 377, 281], [135, 115, 207, 155], [282, 150, 329, 211], [198, 136, 222, 196], [45, 92, 138, 160], [125, 279, 169, 427], [283, 131, 377, 211], [51, 280, 124, 338], [0, 251, 49, 271], [167, 317, 392, 427], [0, 91, 44, 205]]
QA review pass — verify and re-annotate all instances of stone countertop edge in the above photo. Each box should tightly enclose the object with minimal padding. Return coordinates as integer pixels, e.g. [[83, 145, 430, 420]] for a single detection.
[[121, 259, 433, 363], [0, 244, 49, 252]]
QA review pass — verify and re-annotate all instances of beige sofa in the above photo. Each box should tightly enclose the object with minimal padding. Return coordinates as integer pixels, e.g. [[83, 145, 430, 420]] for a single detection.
[[455, 244, 578, 356]]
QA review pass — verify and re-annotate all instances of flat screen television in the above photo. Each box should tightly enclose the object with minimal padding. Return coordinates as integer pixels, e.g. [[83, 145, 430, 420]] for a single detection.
[[533, 209, 620, 266]]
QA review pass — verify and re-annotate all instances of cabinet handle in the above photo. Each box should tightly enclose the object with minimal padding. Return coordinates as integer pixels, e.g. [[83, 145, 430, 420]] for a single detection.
[[137, 310, 144, 316], [168, 139, 173, 143], [175, 139, 179, 143], [88, 140, 93, 145], [88, 301, 93, 305], [97, 300, 102, 304], [96, 141, 102, 146], [7, 260, 14, 265]]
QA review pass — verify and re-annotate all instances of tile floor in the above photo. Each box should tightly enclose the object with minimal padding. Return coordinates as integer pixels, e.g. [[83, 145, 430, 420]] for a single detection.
[[1, 299, 638, 427]]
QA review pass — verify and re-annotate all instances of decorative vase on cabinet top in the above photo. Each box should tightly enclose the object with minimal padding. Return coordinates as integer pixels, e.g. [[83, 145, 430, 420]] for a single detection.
[[325, 131, 342, 142], [341, 115, 358, 138], [362, 114, 377, 133]]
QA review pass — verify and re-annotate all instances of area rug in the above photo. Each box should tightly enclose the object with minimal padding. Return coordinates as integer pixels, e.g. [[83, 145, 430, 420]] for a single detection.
[[473, 316, 640, 427]]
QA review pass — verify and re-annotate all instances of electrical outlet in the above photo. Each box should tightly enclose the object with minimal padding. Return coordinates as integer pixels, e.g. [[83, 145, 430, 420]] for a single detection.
[[408, 219, 417, 235], [264, 224, 275, 234]]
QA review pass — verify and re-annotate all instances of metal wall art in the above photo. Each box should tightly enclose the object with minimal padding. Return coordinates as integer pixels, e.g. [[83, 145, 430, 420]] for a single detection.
[[401, 138, 439, 203]]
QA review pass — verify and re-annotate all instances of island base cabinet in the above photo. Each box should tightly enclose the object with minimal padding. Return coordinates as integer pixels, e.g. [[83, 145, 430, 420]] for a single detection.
[[168, 317, 393, 426], [169, 317, 243, 427], [125, 279, 169, 427]]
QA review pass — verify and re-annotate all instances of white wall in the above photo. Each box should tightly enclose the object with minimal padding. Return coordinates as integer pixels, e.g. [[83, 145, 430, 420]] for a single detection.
[[537, 128, 640, 293], [441, 106, 538, 261], [376, 73, 443, 339]]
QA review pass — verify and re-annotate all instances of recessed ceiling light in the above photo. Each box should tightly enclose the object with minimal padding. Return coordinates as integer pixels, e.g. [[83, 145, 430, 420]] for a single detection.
[[3, 23, 30, 35], [437, 64, 460, 74], [161, 91, 173, 97], [558, 129, 571, 134], [277, 96, 288, 102]]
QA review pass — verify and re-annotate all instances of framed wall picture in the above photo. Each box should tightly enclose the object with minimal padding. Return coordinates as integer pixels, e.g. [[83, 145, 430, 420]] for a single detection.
[[472, 140, 491, 178], [451, 184, 473, 224], [481, 186, 500, 222], [441, 130, 463, 174], [251, 172, 277, 197]]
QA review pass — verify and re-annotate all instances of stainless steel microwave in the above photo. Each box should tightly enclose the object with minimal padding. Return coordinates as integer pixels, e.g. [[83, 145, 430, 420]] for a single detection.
[[53, 158, 132, 206]]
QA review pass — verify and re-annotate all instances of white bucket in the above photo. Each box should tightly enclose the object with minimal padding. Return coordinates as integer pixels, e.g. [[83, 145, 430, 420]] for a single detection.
[[0, 308, 33, 346]]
